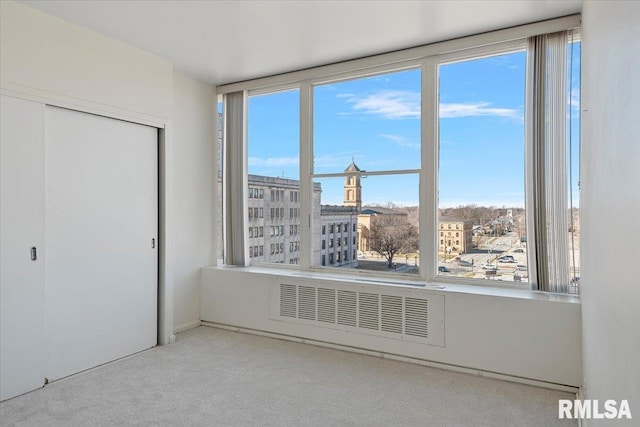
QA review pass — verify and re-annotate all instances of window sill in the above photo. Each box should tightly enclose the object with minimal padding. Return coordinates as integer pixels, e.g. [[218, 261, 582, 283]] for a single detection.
[[204, 265, 580, 304]]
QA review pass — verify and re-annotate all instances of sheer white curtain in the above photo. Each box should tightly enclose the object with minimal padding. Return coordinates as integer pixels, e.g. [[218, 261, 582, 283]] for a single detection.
[[527, 31, 570, 293]]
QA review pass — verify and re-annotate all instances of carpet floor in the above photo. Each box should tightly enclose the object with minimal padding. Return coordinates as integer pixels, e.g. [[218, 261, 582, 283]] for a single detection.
[[0, 326, 576, 426]]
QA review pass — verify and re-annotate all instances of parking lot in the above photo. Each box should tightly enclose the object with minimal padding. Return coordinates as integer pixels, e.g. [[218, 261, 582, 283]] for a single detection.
[[439, 231, 529, 283]]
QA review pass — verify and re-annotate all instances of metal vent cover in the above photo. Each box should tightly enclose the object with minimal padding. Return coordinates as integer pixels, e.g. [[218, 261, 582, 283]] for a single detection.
[[271, 282, 444, 347]]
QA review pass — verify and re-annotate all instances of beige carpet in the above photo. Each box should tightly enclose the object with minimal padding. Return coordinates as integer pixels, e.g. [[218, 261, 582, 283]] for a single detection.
[[0, 326, 576, 426]]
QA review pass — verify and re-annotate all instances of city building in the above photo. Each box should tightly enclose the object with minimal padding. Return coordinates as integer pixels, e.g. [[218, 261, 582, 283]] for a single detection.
[[358, 207, 410, 253], [246, 175, 314, 265], [438, 217, 473, 254], [316, 205, 359, 268]]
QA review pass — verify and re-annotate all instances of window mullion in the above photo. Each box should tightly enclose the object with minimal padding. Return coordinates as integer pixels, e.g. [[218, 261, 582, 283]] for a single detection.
[[421, 59, 438, 282], [299, 82, 312, 269]]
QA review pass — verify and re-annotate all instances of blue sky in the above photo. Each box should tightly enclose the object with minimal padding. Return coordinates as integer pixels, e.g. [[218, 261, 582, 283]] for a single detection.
[[247, 43, 580, 208]]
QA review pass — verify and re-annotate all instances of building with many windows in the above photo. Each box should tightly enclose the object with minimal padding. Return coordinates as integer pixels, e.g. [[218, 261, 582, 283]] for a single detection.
[[246, 175, 319, 265], [438, 217, 473, 254], [245, 173, 358, 268], [316, 206, 359, 268]]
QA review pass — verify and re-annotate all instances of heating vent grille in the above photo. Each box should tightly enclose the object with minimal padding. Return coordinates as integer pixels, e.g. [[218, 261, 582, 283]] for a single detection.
[[280, 284, 296, 318], [298, 286, 316, 321], [405, 297, 429, 338], [317, 288, 336, 324], [358, 292, 380, 330], [337, 290, 357, 327], [381, 295, 403, 334], [273, 283, 443, 346]]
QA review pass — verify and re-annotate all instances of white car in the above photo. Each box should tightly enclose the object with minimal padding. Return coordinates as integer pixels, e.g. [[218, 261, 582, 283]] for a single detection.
[[480, 263, 498, 270]]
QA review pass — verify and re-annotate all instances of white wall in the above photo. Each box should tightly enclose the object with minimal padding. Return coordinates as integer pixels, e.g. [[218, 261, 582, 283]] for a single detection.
[[201, 267, 582, 388], [171, 70, 216, 332], [1, 1, 216, 340], [0, 1, 172, 124], [581, 1, 640, 422]]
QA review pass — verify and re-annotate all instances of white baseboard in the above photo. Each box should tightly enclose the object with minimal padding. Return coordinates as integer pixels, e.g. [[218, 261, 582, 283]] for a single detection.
[[173, 320, 201, 335], [202, 321, 580, 394]]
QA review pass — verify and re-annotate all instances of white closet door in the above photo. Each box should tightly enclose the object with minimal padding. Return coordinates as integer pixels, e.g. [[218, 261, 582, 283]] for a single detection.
[[45, 106, 157, 381], [1, 96, 46, 400]]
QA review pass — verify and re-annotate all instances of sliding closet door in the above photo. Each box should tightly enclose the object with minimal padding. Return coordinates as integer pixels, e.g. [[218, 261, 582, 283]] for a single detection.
[[0, 96, 46, 400], [45, 106, 158, 380]]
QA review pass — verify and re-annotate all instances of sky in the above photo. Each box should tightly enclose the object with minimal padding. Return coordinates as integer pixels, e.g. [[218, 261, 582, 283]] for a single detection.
[[247, 43, 581, 209]]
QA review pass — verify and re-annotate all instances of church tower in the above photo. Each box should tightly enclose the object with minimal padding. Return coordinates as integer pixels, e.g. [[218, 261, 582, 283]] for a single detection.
[[343, 160, 362, 211]]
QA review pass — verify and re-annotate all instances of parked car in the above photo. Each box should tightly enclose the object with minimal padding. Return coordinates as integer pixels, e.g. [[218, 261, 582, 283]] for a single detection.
[[514, 248, 524, 253], [438, 266, 451, 273], [515, 264, 527, 271], [480, 263, 498, 270]]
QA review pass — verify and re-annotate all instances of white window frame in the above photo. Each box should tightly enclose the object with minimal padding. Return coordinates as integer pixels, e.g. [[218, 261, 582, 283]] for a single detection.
[[218, 15, 580, 290]]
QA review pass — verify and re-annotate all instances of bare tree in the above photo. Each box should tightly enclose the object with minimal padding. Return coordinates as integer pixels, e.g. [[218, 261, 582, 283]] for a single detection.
[[370, 215, 418, 268]]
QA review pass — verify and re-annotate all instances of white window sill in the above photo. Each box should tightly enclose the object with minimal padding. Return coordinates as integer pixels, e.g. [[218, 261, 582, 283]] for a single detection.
[[203, 265, 580, 304]]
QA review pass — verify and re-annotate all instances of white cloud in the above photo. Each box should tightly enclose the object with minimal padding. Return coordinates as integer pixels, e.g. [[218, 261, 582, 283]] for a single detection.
[[248, 156, 298, 167], [338, 90, 521, 121], [339, 90, 420, 119], [439, 102, 522, 119], [379, 134, 420, 149]]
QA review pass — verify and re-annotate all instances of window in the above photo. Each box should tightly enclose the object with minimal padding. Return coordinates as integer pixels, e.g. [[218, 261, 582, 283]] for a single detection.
[[220, 19, 580, 293], [436, 49, 528, 283], [248, 89, 299, 265], [311, 68, 421, 274]]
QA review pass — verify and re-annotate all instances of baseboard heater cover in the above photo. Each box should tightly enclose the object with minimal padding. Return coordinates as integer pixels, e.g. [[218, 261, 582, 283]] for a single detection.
[[269, 281, 445, 347]]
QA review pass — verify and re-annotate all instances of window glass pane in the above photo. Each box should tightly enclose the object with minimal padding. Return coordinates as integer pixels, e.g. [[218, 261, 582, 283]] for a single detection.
[[248, 89, 300, 264], [216, 99, 224, 262], [437, 51, 528, 283], [313, 69, 421, 174], [568, 40, 581, 294], [312, 174, 419, 275]]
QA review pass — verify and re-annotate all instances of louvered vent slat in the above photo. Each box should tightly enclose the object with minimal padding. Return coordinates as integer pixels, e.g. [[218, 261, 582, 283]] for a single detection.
[[381, 295, 403, 334], [358, 292, 380, 330], [405, 297, 428, 338], [298, 286, 316, 321], [337, 290, 357, 327], [280, 284, 297, 318], [317, 288, 336, 324]]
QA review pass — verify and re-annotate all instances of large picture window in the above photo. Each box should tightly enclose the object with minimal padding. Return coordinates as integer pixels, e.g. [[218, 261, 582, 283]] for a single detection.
[[247, 89, 300, 265], [218, 17, 580, 294], [436, 50, 528, 283], [312, 69, 421, 275]]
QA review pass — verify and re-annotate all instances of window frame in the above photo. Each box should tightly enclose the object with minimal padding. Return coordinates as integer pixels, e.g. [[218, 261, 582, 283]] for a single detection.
[[218, 15, 581, 290]]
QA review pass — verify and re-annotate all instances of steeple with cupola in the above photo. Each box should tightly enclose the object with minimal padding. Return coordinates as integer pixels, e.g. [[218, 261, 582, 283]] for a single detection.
[[343, 159, 362, 211]]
